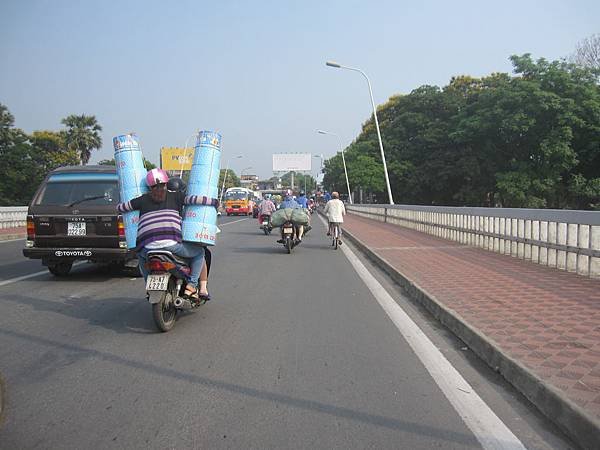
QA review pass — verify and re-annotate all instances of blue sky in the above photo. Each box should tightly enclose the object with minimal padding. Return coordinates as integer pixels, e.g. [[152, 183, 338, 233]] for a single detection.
[[1, 0, 598, 179]]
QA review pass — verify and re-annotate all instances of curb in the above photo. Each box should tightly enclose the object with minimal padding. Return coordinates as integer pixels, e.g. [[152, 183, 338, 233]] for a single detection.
[[343, 224, 600, 450], [0, 233, 25, 242]]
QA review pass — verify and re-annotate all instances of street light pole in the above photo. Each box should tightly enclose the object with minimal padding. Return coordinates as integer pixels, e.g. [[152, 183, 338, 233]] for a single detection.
[[220, 155, 242, 205], [178, 131, 198, 178], [317, 130, 353, 204], [326, 61, 394, 205]]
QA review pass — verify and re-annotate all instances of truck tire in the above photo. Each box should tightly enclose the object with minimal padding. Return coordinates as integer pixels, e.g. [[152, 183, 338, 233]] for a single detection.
[[48, 262, 73, 277]]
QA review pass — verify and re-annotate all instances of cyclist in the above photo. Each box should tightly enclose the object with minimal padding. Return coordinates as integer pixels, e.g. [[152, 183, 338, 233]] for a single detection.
[[324, 191, 346, 244]]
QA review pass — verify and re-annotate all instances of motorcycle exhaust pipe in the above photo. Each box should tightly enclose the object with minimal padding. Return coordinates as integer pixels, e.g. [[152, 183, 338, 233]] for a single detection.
[[174, 297, 193, 309]]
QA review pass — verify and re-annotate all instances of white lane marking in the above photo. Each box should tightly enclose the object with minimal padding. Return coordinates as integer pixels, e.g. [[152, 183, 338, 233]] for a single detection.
[[318, 215, 526, 450], [0, 262, 86, 288], [0, 238, 25, 244], [219, 218, 248, 226]]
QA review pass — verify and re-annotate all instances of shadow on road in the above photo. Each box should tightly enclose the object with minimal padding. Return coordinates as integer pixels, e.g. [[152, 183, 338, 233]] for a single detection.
[[0, 327, 479, 447], [4, 293, 156, 334]]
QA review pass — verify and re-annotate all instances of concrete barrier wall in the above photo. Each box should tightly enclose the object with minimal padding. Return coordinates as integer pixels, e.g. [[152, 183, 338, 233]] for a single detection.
[[347, 204, 600, 278], [0, 207, 27, 229]]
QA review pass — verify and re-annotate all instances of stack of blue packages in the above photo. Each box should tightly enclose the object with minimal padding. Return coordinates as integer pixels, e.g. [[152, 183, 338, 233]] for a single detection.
[[182, 131, 222, 245], [113, 133, 149, 249]]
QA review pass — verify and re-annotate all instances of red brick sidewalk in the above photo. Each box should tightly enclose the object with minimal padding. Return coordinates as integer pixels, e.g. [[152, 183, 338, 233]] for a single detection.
[[0, 226, 25, 240], [342, 213, 600, 447]]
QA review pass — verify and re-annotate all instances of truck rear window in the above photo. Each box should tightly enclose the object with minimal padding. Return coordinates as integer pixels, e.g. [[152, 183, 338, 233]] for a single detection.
[[36, 175, 120, 206]]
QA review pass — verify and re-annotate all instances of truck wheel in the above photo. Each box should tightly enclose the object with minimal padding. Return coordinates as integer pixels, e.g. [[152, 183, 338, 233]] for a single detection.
[[48, 262, 73, 277]]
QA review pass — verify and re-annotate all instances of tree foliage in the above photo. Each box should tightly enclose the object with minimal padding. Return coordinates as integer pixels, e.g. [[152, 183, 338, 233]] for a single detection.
[[280, 171, 316, 191], [98, 157, 156, 170], [322, 54, 600, 209], [61, 114, 102, 165], [570, 33, 600, 71], [0, 104, 94, 205], [218, 169, 240, 192]]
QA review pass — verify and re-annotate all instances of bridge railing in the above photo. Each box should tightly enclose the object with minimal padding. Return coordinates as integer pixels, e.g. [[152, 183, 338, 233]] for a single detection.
[[347, 204, 600, 278], [0, 206, 28, 229]]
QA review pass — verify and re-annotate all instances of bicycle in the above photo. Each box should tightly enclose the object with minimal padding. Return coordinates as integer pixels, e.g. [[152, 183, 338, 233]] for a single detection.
[[330, 222, 342, 250]]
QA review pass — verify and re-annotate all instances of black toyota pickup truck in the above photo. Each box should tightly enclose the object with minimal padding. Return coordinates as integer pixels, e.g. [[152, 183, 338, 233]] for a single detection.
[[22, 165, 137, 276]]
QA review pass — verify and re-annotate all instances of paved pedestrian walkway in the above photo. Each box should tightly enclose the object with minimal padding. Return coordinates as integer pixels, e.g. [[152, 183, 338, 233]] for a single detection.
[[342, 213, 600, 448]]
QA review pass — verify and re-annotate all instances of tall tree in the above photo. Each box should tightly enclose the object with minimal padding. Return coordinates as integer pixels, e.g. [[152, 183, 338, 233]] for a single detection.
[[218, 169, 240, 192], [570, 33, 600, 71], [61, 114, 102, 165]]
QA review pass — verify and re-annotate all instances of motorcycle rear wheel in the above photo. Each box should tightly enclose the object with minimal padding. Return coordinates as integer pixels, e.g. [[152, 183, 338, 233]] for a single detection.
[[152, 289, 177, 332], [285, 237, 292, 254]]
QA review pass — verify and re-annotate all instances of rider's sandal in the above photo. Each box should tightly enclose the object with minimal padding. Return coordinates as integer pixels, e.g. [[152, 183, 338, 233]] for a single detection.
[[199, 291, 211, 302], [184, 285, 200, 299]]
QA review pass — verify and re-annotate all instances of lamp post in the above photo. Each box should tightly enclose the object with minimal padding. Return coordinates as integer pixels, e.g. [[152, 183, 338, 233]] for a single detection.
[[179, 131, 198, 178], [220, 155, 242, 205], [325, 60, 394, 205], [317, 130, 353, 204], [313, 154, 324, 192]]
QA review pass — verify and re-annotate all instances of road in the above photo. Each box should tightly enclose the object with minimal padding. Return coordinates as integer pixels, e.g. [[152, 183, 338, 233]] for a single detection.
[[0, 215, 576, 449]]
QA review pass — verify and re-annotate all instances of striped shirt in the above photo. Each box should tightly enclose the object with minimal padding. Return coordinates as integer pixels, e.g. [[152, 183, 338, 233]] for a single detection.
[[117, 191, 217, 250]]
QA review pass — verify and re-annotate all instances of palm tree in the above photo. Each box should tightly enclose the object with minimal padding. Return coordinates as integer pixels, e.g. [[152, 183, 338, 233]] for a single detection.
[[61, 114, 102, 165]]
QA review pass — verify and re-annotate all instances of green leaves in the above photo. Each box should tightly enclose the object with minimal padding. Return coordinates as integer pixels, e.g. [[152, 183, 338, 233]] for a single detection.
[[61, 114, 102, 165], [322, 53, 600, 209], [0, 104, 106, 205]]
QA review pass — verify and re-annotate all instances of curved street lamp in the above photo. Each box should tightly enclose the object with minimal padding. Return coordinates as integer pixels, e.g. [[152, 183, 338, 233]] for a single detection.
[[317, 130, 353, 204], [325, 61, 394, 204]]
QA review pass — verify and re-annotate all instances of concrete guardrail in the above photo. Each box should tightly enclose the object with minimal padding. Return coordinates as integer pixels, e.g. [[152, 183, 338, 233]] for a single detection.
[[0, 206, 28, 229], [347, 204, 600, 278]]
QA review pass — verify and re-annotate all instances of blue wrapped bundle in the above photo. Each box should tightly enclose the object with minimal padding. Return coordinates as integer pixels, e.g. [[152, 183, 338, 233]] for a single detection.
[[113, 133, 149, 249], [182, 131, 222, 246]]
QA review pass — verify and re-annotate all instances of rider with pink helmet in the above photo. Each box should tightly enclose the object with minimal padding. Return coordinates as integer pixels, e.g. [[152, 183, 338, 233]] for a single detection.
[[117, 168, 218, 301]]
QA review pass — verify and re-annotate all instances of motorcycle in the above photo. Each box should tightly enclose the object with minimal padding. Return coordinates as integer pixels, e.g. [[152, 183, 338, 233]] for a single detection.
[[144, 249, 204, 332], [280, 220, 296, 254], [261, 215, 272, 235]]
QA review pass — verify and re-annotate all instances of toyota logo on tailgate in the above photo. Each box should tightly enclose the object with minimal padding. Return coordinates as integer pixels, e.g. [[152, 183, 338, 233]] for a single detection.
[[55, 250, 92, 257]]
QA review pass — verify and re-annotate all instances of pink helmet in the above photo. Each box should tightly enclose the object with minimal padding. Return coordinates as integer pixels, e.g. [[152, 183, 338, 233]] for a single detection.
[[146, 168, 169, 187]]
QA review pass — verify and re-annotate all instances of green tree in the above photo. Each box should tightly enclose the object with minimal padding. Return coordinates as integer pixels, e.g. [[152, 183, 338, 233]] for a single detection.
[[98, 158, 156, 170], [218, 169, 240, 192], [280, 171, 316, 191], [0, 104, 37, 205], [61, 114, 102, 165]]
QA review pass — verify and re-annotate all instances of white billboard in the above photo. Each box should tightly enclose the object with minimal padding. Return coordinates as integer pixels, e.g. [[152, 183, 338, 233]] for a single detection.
[[273, 153, 312, 172]]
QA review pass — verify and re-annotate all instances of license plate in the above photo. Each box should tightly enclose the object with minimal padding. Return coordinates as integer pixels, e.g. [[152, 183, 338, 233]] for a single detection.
[[146, 274, 169, 291], [283, 227, 293, 234], [67, 222, 86, 236]]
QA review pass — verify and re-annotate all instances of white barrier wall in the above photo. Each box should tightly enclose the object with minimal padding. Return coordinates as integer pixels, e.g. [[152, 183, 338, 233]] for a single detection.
[[348, 205, 600, 278], [0, 207, 27, 229]]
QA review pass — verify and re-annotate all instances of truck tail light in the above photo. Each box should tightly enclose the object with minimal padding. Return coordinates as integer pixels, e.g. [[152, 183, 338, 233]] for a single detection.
[[117, 216, 125, 237], [27, 216, 35, 240]]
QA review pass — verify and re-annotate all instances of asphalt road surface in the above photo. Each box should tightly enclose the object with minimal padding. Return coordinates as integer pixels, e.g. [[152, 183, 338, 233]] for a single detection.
[[0, 215, 576, 449]]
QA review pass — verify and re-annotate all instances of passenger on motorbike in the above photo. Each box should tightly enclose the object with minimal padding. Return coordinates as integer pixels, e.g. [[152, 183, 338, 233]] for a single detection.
[[296, 191, 308, 209], [117, 168, 219, 301], [296, 190, 312, 233], [167, 176, 212, 301]]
